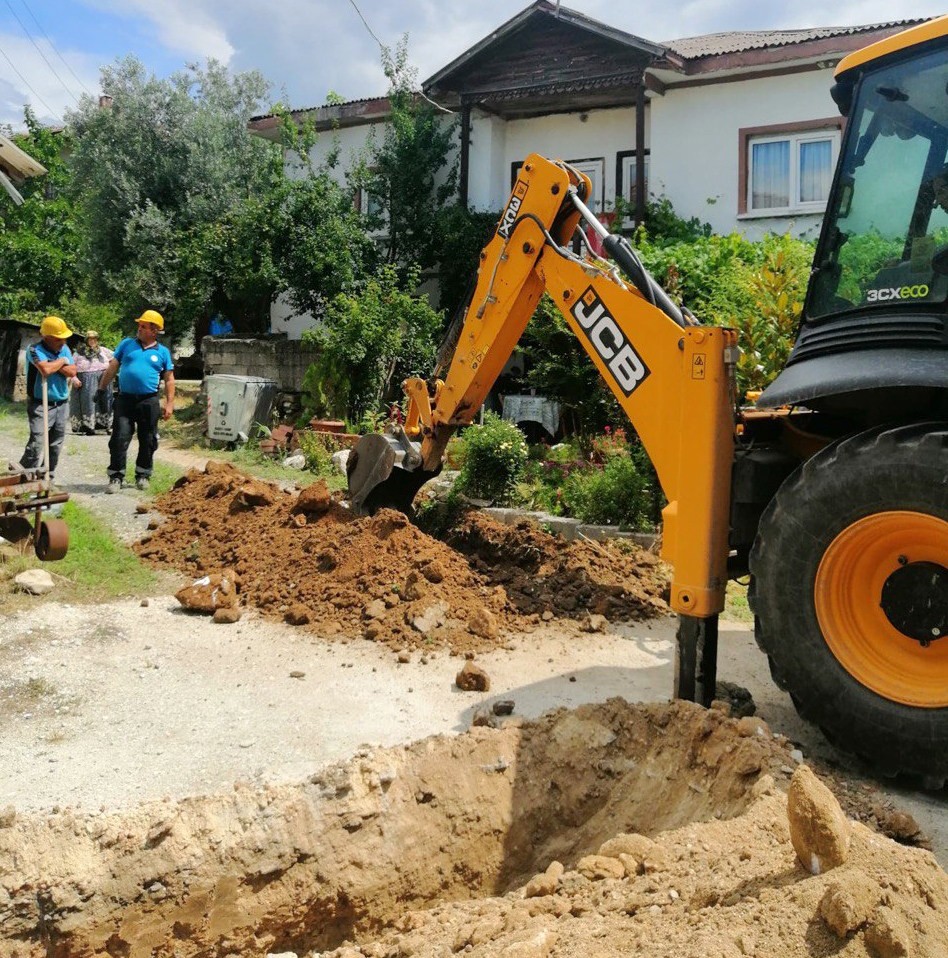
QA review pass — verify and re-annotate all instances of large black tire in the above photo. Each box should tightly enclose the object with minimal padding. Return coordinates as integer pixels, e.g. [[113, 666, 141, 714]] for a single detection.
[[749, 422, 948, 784]]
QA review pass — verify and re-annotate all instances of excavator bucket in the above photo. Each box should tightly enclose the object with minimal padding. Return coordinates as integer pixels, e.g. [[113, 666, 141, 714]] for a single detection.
[[347, 431, 439, 517]]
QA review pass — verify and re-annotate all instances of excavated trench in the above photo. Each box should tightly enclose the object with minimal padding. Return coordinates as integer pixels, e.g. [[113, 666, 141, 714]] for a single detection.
[[0, 700, 790, 958]]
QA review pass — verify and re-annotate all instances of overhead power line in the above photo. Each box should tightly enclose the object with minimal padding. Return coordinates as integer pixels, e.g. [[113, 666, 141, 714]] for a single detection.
[[345, 0, 454, 114], [0, 37, 63, 123], [2, 0, 79, 106], [18, 0, 95, 97]]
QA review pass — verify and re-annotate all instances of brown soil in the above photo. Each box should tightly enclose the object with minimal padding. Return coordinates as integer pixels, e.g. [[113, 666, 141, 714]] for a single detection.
[[136, 465, 667, 652], [1, 700, 943, 958]]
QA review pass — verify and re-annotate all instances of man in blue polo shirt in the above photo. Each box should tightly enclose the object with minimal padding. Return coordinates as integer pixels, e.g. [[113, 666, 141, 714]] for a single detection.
[[18, 315, 78, 482], [96, 310, 175, 493]]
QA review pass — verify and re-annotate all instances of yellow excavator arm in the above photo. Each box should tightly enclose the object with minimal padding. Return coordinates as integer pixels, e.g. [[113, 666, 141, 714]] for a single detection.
[[348, 154, 740, 702]]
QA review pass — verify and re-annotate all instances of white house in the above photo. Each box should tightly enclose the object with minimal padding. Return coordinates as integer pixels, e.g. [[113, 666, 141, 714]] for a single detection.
[[249, 2, 921, 338]]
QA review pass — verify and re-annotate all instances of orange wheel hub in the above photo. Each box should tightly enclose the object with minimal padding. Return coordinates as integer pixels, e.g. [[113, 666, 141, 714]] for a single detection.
[[815, 511, 948, 708]]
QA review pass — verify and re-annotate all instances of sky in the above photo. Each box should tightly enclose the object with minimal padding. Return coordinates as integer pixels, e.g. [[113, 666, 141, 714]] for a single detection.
[[1, 0, 946, 128]]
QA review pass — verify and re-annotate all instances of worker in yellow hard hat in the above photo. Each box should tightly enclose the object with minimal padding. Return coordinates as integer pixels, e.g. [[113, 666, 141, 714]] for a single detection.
[[96, 309, 175, 492], [15, 316, 78, 482]]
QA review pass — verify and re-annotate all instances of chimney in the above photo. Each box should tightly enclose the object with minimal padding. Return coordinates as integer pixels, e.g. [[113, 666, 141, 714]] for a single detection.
[[98, 95, 113, 109]]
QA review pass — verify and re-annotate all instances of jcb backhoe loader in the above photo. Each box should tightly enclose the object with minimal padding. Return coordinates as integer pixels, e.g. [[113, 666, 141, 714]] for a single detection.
[[348, 18, 948, 784]]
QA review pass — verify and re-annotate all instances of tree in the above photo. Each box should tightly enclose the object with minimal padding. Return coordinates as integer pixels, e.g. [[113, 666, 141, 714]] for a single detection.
[[356, 36, 459, 272], [66, 58, 287, 340], [0, 108, 82, 317]]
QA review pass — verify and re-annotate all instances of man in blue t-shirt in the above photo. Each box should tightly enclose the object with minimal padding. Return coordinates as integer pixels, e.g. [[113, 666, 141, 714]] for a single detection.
[[17, 315, 78, 481], [96, 310, 175, 493]]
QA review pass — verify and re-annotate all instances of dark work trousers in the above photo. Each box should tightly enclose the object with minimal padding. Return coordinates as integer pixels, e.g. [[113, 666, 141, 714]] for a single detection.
[[108, 392, 160, 480]]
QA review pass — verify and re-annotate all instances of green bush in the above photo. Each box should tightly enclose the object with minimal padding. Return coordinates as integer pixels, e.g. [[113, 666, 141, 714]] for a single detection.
[[561, 453, 652, 530], [456, 413, 528, 503], [295, 430, 334, 474], [301, 264, 442, 421]]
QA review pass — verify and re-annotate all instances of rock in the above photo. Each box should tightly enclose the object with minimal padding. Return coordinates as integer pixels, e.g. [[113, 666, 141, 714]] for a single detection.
[[819, 870, 880, 937], [874, 807, 922, 844], [212, 607, 242, 624], [402, 570, 428, 602], [292, 480, 331, 515], [493, 699, 515, 716], [418, 559, 445, 584], [364, 599, 387, 620], [790, 748, 804, 763], [281, 453, 306, 470], [469, 606, 499, 641], [582, 613, 609, 633], [0, 805, 15, 828], [523, 861, 564, 899], [140, 598, 149, 607], [410, 602, 447, 635], [597, 832, 656, 865], [541, 610, 554, 622], [787, 765, 851, 874], [14, 569, 54, 595], [456, 661, 491, 692], [230, 481, 277, 511], [285, 604, 311, 626], [709, 699, 731, 713], [331, 449, 351, 475], [471, 707, 497, 728], [500, 928, 557, 958], [147, 519, 159, 530], [175, 572, 239, 613], [865, 907, 912, 958], [576, 854, 625, 881], [714, 680, 756, 718], [289, 670, 305, 679], [135, 503, 149, 514], [736, 716, 770, 738], [397, 651, 411, 664]]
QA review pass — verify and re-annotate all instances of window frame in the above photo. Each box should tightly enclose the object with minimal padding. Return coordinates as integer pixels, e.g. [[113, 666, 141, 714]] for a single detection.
[[738, 117, 845, 218]]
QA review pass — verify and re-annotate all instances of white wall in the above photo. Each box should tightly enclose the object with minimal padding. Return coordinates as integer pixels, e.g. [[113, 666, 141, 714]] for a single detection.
[[503, 106, 644, 214], [649, 67, 839, 240]]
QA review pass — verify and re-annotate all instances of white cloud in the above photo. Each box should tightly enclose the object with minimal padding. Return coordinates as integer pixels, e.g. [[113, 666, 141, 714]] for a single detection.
[[8, 0, 945, 121], [0, 31, 101, 127]]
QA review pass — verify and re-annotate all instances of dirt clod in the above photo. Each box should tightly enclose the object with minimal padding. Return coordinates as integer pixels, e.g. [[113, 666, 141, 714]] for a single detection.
[[788, 764, 851, 874], [292, 480, 331, 515], [865, 907, 913, 957], [819, 869, 880, 937], [285, 604, 311, 626], [212, 607, 242, 624], [456, 660, 490, 692], [175, 572, 239, 613]]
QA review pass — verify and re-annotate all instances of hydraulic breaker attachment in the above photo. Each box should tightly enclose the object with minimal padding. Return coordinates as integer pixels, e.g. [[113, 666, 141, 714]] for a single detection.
[[346, 428, 440, 516]]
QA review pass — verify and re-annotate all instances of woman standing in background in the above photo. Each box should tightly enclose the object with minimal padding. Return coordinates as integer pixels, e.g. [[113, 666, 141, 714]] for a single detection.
[[70, 330, 114, 435]]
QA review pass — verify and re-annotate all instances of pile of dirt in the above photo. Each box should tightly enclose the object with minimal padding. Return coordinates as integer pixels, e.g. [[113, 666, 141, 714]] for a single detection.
[[137, 464, 667, 651], [443, 511, 668, 621], [1, 699, 943, 958]]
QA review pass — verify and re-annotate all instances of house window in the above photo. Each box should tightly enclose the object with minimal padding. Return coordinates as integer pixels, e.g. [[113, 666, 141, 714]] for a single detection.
[[568, 157, 604, 212], [619, 152, 650, 205], [740, 120, 843, 216], [511, 158, 605, 212]]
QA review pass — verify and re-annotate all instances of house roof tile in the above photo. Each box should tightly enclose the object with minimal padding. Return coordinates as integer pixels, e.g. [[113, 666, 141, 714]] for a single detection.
[[664, 20, 924, 60]]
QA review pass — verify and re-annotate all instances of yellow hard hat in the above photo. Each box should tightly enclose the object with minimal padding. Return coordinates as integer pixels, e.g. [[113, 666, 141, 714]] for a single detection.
[[136, 309, 164, 331], [40, 315, 73, 339]]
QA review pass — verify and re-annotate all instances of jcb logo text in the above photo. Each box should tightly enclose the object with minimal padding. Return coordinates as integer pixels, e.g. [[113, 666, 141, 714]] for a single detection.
[[570, 287, 650, 397]]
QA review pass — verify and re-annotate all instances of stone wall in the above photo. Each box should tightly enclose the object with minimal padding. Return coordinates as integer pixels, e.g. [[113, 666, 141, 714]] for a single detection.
[[201, 336, 320, 392]]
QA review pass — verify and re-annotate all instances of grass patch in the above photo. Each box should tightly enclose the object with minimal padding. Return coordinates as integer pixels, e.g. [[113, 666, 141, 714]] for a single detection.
[[725, 580, 753, 623], [0, 398, 29, 443], [123, 460, 182, 497], [2, 501, 158, 602], [54, 501, 157, 598]]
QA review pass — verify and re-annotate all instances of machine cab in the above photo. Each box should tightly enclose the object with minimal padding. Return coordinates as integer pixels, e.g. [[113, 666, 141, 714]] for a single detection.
[[760, 21, 948, 418]]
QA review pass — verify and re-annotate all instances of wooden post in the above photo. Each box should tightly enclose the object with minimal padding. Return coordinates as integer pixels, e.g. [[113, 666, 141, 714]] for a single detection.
[[635, 83, 646, 228], [459, 100, 472, 210]]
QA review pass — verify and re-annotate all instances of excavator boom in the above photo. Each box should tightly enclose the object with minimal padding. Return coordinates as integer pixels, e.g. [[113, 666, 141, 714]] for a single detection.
[[348, 154, 739, 703]]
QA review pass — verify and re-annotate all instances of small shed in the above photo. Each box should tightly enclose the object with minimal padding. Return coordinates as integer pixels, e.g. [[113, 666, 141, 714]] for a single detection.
[[0, 319, 41, 401]]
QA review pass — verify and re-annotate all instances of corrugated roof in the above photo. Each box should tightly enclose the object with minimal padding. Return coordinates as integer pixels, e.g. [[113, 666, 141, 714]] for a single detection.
[[664, 20, 924, 60], [250, 96, 388, 124]]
